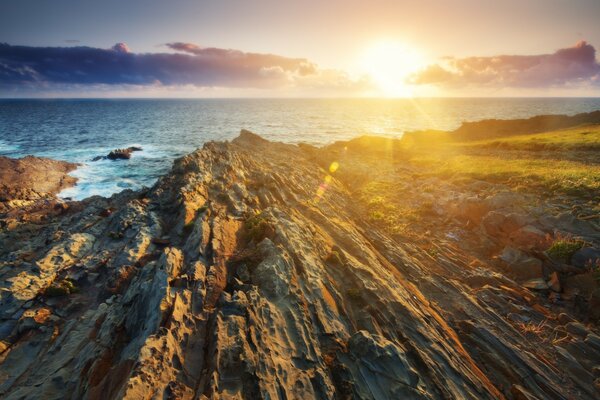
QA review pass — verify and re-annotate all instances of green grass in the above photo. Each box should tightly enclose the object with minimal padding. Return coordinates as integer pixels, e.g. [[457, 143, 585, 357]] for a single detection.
[[411, 154, 599, 197], [546, 238, 585, 264], [357, 182, 422, 234], [403, 125, 600, 198], [460, 125, 600, 152], [338, 124, 600, 239]]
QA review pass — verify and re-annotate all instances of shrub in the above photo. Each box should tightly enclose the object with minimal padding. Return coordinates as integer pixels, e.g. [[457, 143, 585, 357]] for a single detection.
[[546, 239, 584, 264]]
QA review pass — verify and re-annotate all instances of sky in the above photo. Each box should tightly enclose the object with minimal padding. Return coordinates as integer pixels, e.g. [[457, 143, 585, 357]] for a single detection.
[[1, 0, 599, 97]]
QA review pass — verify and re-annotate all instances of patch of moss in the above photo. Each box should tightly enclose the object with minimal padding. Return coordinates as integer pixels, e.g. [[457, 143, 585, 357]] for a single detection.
[[45, 279, 78, 297], [546, 239, 584, 264]]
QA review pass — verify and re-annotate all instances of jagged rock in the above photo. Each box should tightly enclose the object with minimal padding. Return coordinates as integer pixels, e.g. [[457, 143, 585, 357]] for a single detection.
[[0, 156, 78, 219], [0, 156, 78, 202], [347, 331, 423, 398], [0, 131, 598, 400], [93, 146, 143, 161]]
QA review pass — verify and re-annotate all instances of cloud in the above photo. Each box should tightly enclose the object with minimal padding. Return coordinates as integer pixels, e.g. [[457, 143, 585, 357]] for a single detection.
[[410, 41, 600, 89], [0, 42, 367, 94]]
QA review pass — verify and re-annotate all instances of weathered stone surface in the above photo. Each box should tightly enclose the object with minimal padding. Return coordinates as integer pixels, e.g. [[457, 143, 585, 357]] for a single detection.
[[482, 210, 528, 238], [572, 247, 600, 268], [0, 156, 77, 202], [0, 131, 598, 400], [509, 225, 550, 250], [498, 247, 543, 281]]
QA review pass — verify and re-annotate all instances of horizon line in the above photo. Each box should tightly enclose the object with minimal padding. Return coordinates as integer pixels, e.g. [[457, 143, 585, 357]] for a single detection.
[[2, 96, 600, 101]]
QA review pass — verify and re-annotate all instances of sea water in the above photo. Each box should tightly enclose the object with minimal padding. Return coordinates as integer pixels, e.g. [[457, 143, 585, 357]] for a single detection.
[[1, 98, 599, 200]]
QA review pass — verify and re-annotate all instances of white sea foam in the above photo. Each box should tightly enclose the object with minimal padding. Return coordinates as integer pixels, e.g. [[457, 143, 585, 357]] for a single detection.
[[57, 144, 184, 200], [0, 140, 20, 155], [3, 98, 599, 200]]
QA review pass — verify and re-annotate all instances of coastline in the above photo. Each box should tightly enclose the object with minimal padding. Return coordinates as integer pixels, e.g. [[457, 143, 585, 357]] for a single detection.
[[0, 117, 598, 398]]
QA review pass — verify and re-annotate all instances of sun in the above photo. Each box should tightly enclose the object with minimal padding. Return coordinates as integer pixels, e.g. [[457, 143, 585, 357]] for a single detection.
[[359, 40, 426, 97]]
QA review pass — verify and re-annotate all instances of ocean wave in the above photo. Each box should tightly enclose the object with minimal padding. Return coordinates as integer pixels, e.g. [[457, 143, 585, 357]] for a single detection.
[[56, 144, 191, 200], [0, 140, 20, 155]]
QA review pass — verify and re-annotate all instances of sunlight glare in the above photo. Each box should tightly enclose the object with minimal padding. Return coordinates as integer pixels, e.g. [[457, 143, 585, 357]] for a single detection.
[[360, 40, 426, 97]]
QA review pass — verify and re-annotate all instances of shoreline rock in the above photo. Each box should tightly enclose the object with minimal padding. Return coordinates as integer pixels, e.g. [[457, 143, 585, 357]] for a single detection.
[[0, 156, 78, 202], [0, 130, 598, 399]]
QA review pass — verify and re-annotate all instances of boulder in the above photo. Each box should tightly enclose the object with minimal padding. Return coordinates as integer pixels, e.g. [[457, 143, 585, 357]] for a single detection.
[[485, 191, 526, 210], [571, 247, 600, 269], [564, 272, 599, 298], [482, 211, 529, 238], [509, 225, 550, 251], [447, 196, 489, 224], [498, 247, 544, 281], [523, 278, 549, 291]]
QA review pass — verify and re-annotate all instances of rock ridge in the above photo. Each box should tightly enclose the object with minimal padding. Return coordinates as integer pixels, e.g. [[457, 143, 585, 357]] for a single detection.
[[0, 131, 598, 399]]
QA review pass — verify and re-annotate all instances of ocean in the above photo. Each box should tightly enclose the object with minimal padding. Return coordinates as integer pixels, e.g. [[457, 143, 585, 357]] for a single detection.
[[1, 98, 599, 200]]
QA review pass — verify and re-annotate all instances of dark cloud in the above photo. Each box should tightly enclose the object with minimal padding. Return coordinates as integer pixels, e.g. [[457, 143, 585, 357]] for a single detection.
[[165, 42, 318, 76], [410, 41, 600, 88], [0, 42, 364, 92]]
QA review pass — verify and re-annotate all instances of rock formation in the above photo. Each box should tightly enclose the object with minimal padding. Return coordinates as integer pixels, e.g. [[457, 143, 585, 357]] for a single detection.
[[91, 147, 143, 161], [0, 155, 77, 224], [0, 131, 598, 399], [107, 147, 143, 161]]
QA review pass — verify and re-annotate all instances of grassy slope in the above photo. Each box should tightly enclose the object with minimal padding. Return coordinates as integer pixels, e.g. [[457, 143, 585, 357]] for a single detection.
[[408, 124, 600, 199]]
